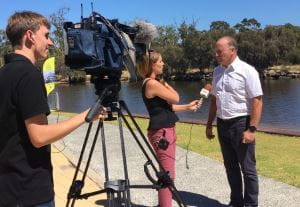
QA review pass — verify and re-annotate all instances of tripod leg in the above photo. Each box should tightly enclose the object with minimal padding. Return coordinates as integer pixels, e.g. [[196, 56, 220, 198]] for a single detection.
[[66, 122, 93, 207], [118, 100, 187, 207], [117, 109, 131, 206], [66, 120, 104, 207], [100, 119, 121, 206], [99, 120, 115, 206]]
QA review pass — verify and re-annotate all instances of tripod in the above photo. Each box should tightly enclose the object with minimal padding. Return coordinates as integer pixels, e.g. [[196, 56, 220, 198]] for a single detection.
[[65, 89, 186, 206]]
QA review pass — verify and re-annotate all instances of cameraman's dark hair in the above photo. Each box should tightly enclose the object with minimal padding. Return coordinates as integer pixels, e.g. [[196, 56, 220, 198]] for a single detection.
[[137, 50, 161, 78], [6, 11, 51, 49]]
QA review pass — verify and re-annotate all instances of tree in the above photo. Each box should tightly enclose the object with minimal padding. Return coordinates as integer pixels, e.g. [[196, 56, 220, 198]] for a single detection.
[[236, 30, 267, 70], [153, 25, 186, 75], [49, 7, 70, 76], [210, 21, 230, 31], [0, 29, 11, 67], [208, 20, 236, 49], [177, 21, 201, 71], [234, 18, 261, 32]]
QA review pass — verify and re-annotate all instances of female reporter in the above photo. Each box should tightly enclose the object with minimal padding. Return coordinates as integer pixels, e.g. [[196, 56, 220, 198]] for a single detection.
[[137, 50, 201, 207]]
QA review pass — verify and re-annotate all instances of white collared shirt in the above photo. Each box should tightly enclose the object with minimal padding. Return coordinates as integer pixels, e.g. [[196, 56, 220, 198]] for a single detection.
[[211, 56, 263, 120]]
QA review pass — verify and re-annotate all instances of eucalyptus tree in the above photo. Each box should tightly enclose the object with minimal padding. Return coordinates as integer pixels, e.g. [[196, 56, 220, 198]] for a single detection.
[[49, 7, 70, 76], [236, 30, 267, 70], [0, 29, 11, 67], [279, 24, 300, 64], [234, 18, 261, 32], [264, 24, 300, 65], [152, 25, 185, 75], [177, 21, 201, 72]]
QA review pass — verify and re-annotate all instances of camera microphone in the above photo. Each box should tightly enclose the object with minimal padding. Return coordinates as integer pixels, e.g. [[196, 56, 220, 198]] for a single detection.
[[121, 20, 158, 82], [133, 20, 159, 45]]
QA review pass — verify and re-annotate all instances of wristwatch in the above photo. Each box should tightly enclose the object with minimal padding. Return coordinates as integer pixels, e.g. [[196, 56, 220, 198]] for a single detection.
[[248, 126, 257, 133]]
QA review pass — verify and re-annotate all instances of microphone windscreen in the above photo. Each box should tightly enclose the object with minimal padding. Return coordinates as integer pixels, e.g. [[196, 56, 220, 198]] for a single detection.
[[133, 20, 159, 44], [204, 83, 212, 91], [200, 88, 209, 98], [200, 83, 212, 98]]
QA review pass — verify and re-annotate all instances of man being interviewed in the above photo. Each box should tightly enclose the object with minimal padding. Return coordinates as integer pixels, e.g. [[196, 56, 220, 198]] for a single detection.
[[206, 36, 263, 207]]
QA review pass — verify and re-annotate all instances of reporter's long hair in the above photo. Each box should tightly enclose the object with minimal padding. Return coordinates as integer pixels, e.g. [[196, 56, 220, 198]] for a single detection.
[[137, 50, 161, 78]]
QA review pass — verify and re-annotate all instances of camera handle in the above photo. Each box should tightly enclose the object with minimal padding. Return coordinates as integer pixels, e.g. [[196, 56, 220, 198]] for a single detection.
[[66, 100, 186, 207], [85, 84, 116, 122]]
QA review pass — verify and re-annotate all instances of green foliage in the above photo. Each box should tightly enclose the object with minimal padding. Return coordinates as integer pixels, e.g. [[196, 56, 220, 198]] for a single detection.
[[234, 18, 261, 32], [0, 29, 11, 67], [1, 8, 300, 75], [151, 18, 300, 74], [49, 7, 70, 77]]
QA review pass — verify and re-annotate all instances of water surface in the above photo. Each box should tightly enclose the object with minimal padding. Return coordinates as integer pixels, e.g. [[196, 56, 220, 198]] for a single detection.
[[50, 79, 300, 134]]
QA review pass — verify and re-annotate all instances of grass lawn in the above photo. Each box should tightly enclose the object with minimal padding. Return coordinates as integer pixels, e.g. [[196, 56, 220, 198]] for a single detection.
[[52, 111, 300, 188], [124, 116, 300, 188]]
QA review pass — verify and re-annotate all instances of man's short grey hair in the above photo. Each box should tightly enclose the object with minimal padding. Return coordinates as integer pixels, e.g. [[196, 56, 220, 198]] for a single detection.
[[225, 36, 238, 50]]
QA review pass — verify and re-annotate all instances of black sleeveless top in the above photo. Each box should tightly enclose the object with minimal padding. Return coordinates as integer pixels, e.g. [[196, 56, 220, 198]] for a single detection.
[[142, 79, 179, 130]]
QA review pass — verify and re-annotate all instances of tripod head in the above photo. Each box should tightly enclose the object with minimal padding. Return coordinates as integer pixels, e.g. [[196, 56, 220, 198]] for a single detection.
[[85, 83, 120, 122]]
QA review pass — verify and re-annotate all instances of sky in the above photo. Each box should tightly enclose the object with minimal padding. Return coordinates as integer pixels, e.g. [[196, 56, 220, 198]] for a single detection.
[[1, 0, 300, 30]]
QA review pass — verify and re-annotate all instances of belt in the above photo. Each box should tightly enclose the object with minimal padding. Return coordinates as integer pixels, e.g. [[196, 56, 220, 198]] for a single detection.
[[217, 115, 249, 123]]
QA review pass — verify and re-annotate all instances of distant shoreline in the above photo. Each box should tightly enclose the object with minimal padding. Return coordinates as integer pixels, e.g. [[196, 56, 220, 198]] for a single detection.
[[56, 64, 300, 83], [51, 111, 300, 137]]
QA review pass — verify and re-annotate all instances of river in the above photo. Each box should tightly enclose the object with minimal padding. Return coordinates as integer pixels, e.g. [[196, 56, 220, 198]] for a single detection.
[[49, 79, 300, 135]]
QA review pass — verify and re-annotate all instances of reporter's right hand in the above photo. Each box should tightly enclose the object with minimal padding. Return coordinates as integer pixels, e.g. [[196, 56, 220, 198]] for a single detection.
[[206, 126, 215, 140]]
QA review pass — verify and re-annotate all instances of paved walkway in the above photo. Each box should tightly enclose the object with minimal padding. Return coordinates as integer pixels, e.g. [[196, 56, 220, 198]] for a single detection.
[[49, 115, 300, 207], [52, 145, 106, 206]]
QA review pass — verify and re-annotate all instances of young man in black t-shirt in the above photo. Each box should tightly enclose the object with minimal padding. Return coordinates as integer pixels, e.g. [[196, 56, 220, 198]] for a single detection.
[[0, 11, 106, 207]]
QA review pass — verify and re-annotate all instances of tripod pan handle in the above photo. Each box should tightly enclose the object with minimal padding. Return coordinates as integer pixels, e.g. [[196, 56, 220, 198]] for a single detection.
[[85, 99, 103, 122]]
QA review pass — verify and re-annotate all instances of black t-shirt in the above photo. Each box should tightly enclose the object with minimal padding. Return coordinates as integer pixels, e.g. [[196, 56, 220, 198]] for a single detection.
[[142, 80, 179, 130], [0, 53, 53, 206]]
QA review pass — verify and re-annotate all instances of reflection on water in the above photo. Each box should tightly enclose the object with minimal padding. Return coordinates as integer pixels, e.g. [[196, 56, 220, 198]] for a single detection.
[[50, 79, 300, 133]]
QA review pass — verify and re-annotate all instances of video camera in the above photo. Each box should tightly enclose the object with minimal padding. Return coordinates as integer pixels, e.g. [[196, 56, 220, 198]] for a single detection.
[[63, 10, 158, 105]]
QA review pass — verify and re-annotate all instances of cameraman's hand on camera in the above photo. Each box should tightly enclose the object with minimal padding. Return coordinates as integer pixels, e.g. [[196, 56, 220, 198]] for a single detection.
[[96, 106, 108, 120], [206, 125, 215, 140], [84, 106, 108, 122]]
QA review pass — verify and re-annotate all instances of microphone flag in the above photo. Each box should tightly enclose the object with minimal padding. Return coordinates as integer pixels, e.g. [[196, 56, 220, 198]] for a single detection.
[[42, 57, 56, 96]]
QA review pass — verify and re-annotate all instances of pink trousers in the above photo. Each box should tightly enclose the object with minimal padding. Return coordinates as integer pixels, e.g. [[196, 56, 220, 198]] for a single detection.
[[148, 127, 176, 207]]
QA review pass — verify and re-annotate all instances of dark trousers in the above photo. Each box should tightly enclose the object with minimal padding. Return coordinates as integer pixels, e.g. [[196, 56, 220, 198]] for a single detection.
[[217, 116, 258, 207]]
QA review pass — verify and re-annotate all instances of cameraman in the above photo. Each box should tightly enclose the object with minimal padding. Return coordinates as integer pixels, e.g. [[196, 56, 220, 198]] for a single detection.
[[137, 50, 201, 207], [0, 11, 106, 207]]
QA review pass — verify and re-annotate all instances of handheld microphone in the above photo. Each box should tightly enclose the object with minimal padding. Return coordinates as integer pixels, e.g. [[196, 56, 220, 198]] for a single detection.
[[199, 83, 212, 100], [193, 84, 211, 112]]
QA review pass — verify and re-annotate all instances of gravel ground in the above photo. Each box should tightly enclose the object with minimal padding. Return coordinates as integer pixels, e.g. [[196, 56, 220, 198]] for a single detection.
[[50, 115, 300, 207]]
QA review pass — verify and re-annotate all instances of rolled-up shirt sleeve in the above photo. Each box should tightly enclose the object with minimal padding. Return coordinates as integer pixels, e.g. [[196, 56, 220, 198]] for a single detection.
[[245, 67, 263, 98]]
